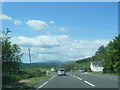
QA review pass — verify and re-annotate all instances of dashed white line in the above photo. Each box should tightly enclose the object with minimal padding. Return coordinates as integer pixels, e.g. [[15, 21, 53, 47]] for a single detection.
[[73, 75, 76, 78], [77, 77, 82, 80], [38, 75, 55, 89], [68, 74, 95, 87], [84, 80, 95, 87]]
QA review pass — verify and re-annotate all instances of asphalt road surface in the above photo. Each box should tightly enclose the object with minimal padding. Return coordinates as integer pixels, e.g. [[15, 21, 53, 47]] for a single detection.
[[34, 72, 118, 89]]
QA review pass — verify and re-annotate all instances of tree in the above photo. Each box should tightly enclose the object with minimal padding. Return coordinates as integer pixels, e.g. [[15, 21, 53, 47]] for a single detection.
[[95, 45, 106, 61], [102, 35, 120, 73], [2, 28, 24, 74], [112, 35, 120, 73], [64, 62, 76, 71], [95, 45, 106, 56]]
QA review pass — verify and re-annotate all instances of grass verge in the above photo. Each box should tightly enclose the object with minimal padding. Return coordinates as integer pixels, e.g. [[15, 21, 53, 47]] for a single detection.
[[70, 70, 79, 72], [91, 72, 120, 76], [2, 74, 52, 89]]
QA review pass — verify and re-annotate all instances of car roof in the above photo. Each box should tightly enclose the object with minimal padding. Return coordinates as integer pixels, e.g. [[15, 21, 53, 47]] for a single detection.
[[58, 69, 64, 70]]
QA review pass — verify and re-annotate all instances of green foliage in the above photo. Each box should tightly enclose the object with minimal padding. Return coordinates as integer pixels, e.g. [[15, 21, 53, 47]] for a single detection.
[[3, 67, 47, 84], [2, 29, 47, 85], [2, 29, 24, 84], [102, 35, 120, 73], [64, 62, 77, 71], [22, 68, 46, 78], [2, 29, 24, 74], [2, 73, 22, 83]]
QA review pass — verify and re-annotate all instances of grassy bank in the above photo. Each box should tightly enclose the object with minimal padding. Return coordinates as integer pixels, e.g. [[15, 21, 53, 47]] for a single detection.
[[19, 75, 50, 87], [2, 74, 51, 89], [91, 72, 119, 76], [70, 70, 79, 72], [2, 67, 49, 89]]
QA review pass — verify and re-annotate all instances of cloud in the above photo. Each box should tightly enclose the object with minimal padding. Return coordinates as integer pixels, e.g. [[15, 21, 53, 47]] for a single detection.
[[26, 20, 49, 31], [49, 21, 55, 24], [0, 13, 22, 25], [0, 14, 12, 21], [13, 19, 22, 25], [53, 26, 68, 32], [12, 35, 68, 48], [57, 27, 68, 32], [11, 35, 110, 63]]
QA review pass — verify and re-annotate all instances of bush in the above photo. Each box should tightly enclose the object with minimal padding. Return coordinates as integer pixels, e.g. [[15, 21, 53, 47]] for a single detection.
[[10, 74, 22, 81], [2, 68, 47, 84], [2, 73, 22, 83]]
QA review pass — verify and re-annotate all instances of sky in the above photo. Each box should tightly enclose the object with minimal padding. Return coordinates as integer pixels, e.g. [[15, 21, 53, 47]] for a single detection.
[[0, 2, 118, 63]]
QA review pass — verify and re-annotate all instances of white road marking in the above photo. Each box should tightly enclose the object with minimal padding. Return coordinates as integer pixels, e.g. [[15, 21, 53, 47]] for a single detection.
[[38, 75, 55, 89], [71, 74, 82, 80], [77, 77, 82, 80], [38, 81, 48, 88], [73, 75, 76, 77], [84, 80, 95, 87], [49, 75, 55, 81], [69, 74, 95, 87], [80, 72, 91, 74]]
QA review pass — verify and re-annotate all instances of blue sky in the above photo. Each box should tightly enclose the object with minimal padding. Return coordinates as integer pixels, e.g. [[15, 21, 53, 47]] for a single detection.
[[1, 2, 118, 63]]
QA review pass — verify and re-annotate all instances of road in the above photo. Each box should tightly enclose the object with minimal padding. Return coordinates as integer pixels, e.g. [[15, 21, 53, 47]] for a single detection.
[[34, 72, 118, 89]]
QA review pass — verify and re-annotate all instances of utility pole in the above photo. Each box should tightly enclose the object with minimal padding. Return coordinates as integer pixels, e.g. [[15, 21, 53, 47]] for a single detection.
[[44, 58, 45, 69], [28, 48, 31, 67], [59, 64, 61, 69]]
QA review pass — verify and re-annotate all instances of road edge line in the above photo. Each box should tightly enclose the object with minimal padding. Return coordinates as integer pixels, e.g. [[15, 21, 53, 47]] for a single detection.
[[37, 75, 55, 89], [38, 81, 48, 89]]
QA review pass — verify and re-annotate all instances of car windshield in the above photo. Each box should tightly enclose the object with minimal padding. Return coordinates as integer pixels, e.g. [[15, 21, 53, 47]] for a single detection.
[[80, 69, 84, 70], [59, 70, 64, 71]]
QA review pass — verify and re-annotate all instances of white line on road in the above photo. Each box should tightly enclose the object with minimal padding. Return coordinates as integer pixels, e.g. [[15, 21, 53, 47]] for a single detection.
[[84, 80, 95, 87], [38, 81, 48, 88], [49, 75, 55, 81], [71, 74, 82, 80], [73, 75, 76, 78], [68, 74, 96, 87], [77, 77, 82, 80], [38, 75, 55, 89]]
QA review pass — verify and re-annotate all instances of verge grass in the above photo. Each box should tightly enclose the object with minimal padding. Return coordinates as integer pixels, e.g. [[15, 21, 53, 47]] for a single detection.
[[91, 71, 119, 76]]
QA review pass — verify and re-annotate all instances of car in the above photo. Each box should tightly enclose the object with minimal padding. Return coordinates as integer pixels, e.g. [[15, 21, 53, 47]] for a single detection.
[[79, 68, 85, 72], [51, 68, 56, 72], [57, 69, 66, 76]]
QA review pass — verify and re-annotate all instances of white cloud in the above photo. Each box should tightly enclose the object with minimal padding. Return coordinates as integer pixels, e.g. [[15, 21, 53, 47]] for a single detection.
[[12, 35, 68, 48], [0, 13, 22, 25], [57, 27, 68, 32], [53, 26, 68, 32], [49, 21, 55, 24], [26, 20, 49, 31], [13, 19, 22, 25], [11, 35, 110, 63], [0, 14, 12, 21]]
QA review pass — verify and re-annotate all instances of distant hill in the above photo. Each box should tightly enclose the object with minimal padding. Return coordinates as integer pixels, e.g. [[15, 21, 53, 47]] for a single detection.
[[21, 60, 70, 68]]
